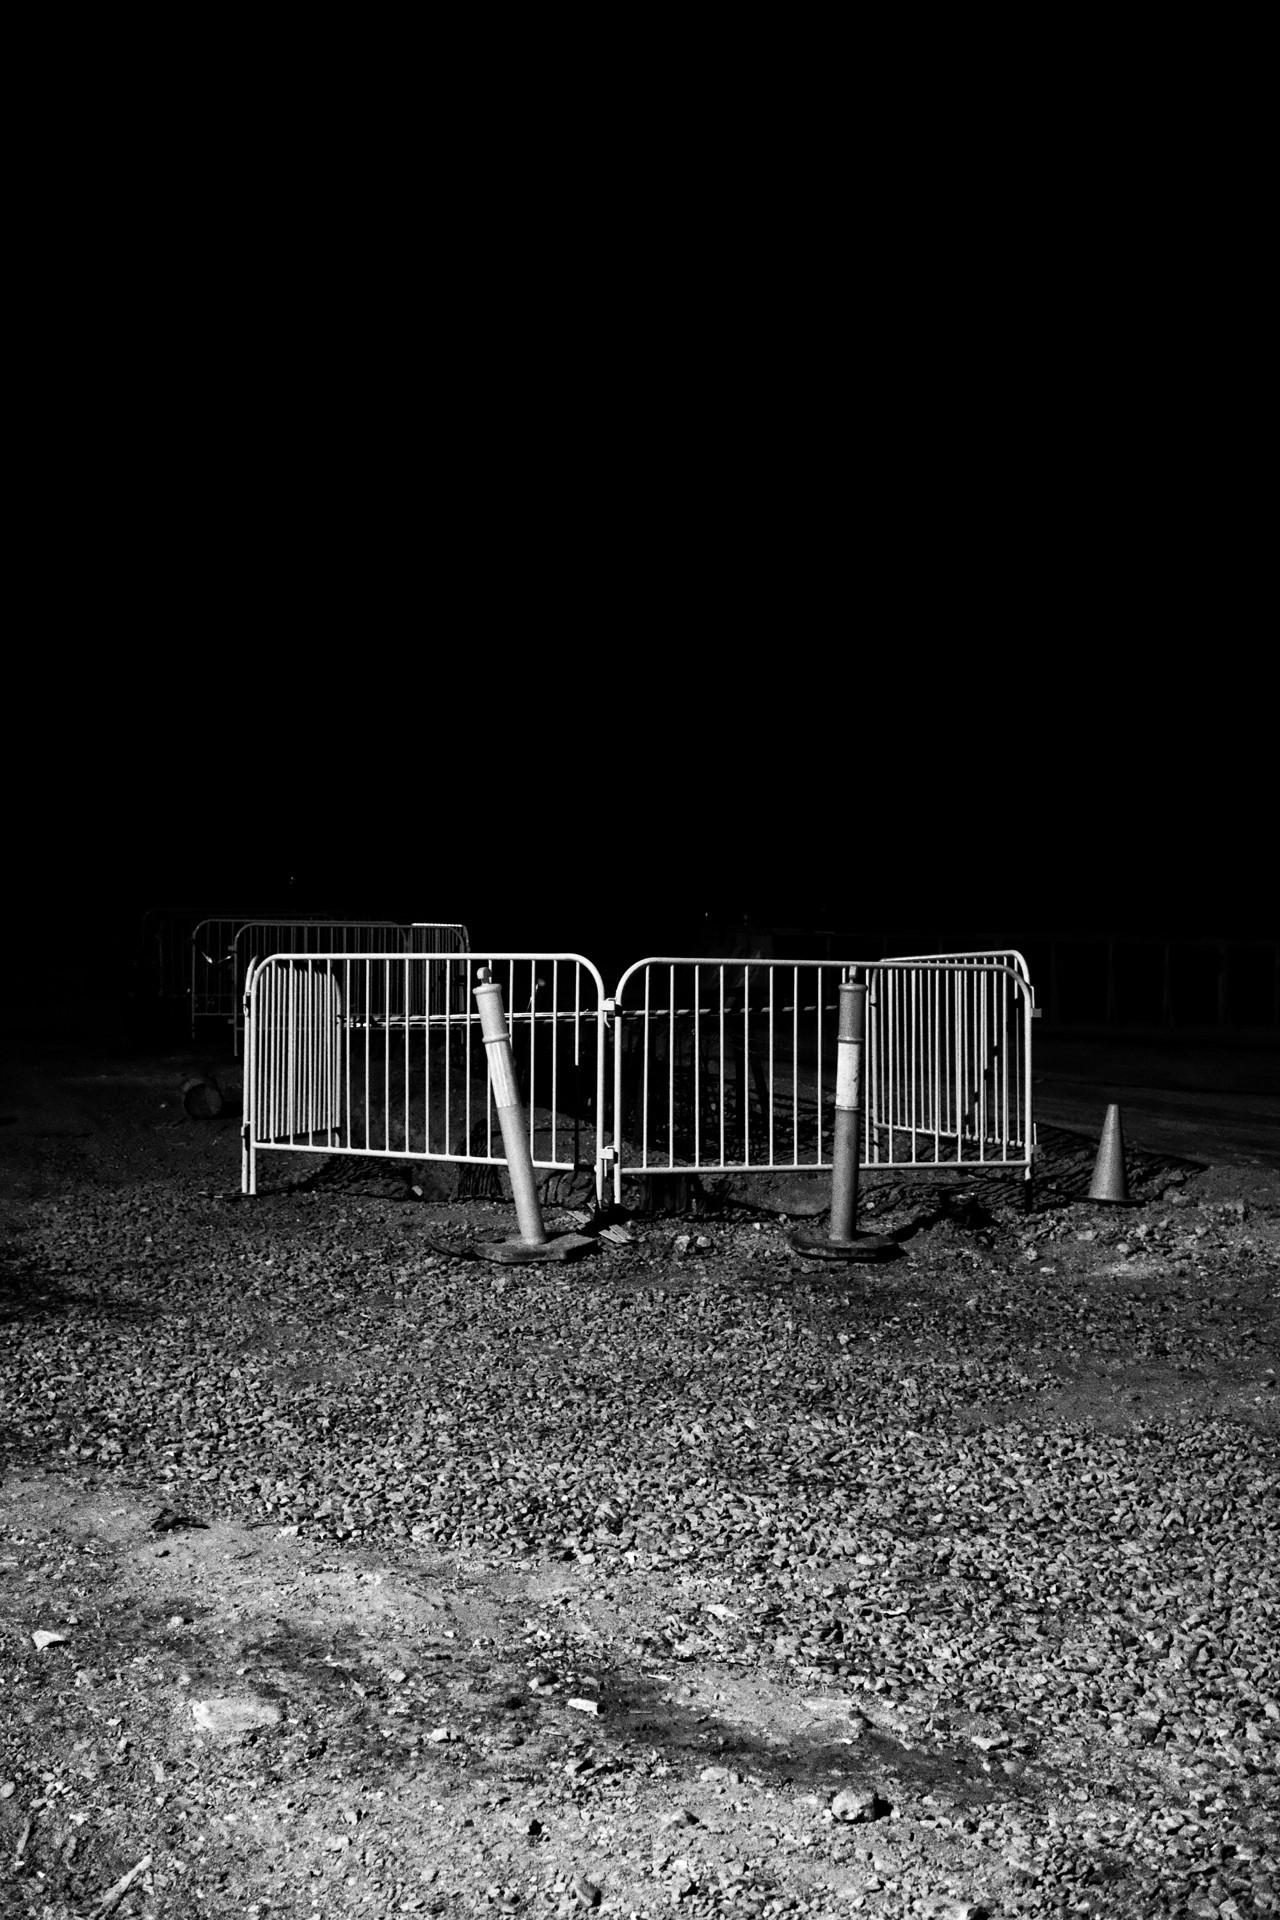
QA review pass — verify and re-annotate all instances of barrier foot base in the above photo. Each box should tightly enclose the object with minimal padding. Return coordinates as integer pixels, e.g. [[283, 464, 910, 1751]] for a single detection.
[[472, 1232, 599, 1265], [787, 1226, 898, 1263]]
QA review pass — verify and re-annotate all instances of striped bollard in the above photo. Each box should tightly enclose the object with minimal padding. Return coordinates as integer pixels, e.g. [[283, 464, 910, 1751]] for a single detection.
[[470, 969, 596, 1264], [788, 969, 896, 1263]]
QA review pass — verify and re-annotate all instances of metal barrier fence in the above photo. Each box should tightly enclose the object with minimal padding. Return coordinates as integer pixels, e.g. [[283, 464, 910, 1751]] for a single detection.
[[191, 917, 382, 1028], [862, 959, 1032, 1170], [242, 951, 1034, 1209], [140, 909, 339, 1004], [607, 956, 1033, 1206], [241, 953, 605, 1199], [189, 919, 469, 1040]]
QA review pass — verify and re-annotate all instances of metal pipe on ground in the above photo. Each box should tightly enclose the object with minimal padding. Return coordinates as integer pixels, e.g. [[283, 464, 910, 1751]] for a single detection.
[[788, 970, 896, 1263]]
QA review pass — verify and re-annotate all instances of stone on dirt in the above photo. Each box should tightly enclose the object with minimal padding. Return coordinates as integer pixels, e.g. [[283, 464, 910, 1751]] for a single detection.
[[191, 1694, 281, 1739], [831, 1786, 892, 1823]]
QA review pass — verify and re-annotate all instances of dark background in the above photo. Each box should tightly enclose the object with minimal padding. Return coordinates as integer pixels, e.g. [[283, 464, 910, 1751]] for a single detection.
[[10, 139, 1270, 1043], [8, 658, 1274, 1046]]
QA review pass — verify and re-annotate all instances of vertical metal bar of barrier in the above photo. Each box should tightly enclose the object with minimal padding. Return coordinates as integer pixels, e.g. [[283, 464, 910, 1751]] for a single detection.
[[668, 963, 676, 1171], [574, 963, 583, 1176], [382, 958, 389, 1151], [465, 964, 475, 1161], [285, 962, 296, 1146], [791, 967, 799, 1167], [427, 944, 437, 1152], [241, 961, 254, 1194], [694, 964, 702, 1168], [817, 967, 825, 1159], [275, 962, 284, 1147], [444, 959, 453, 1159], [768, 967, 775, 1167], [982, 972, 991, 1157], [593, 969, 605, 1205], [552, 965, 560, 1164], [955, 975, 967, 1152], [362, 968, 370, 1151], [613, 996, 625, 1209], [864, 970, 875, 1165], [889, 965, 897, 1160], [999, 969, 1008, 1160], [303, 959, 313, 1139], [641, 967, 651, 1172], [924, 975, 936, 1152], [910, 967, 919, 1162], [525, 966, 534, 1162], [1025, 977, 1034, 1183], [717, 965, 725, 1169], [341, 959, 350, 1148], [742, 966, 750, 1164]]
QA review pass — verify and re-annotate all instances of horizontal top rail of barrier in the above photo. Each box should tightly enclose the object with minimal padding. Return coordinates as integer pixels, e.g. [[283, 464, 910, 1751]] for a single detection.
[[883, 947, 1031, 981]]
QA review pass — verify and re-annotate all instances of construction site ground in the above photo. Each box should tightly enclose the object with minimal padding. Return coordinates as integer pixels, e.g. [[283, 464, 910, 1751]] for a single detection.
[[0, 1032, 1277, 1919]]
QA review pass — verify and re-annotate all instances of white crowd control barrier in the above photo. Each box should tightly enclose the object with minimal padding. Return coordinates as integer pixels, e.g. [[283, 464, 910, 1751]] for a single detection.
[[606, 957, 1034, 1207], [241, 953, 606, 1200], [862, 958, 1033, 1171], [243, 951, 1035, 1208], [190, 919, 469, 1042]]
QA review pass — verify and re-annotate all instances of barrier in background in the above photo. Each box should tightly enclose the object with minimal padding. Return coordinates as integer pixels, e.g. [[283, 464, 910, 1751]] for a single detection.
[[140, 909, 339, 1005], [188, 919, 469, 1041], [606, 956, 1033, 1206], [241, 952, 605, 1200], [191, 916, 377, 1029]]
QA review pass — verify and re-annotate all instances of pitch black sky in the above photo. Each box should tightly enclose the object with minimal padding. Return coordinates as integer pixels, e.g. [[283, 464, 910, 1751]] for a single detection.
[[19, 662, 1273, 975], [16, 123, 1267, 1023]]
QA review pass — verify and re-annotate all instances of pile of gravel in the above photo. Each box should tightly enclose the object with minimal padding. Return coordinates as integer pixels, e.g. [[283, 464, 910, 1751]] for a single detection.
[[1, 1153, 1278, 1915]]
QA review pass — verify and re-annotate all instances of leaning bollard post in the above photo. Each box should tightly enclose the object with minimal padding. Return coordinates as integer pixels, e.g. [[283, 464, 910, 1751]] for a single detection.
[[473, 967, 547, 1246], [470, 968, 597, 1265], [788, 968, 896, 1263]]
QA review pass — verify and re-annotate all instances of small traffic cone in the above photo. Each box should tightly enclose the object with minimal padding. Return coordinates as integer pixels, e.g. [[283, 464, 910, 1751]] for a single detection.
[[1088, 1104, 1134, 1204]]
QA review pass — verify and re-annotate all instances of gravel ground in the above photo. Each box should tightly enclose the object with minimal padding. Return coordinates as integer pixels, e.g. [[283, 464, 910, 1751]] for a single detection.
[[1, 1052, 1278, 1919]]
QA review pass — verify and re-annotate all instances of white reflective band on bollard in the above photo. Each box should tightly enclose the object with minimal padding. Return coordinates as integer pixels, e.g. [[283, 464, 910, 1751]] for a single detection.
[[788, 971, 897, 1263], [835, 1038, 860, 1112]]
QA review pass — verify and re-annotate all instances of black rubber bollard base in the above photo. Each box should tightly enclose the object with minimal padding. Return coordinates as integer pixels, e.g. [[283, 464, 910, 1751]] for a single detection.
[[787, 1226, 898, 1262], [471, 1232, 599, 1265]]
